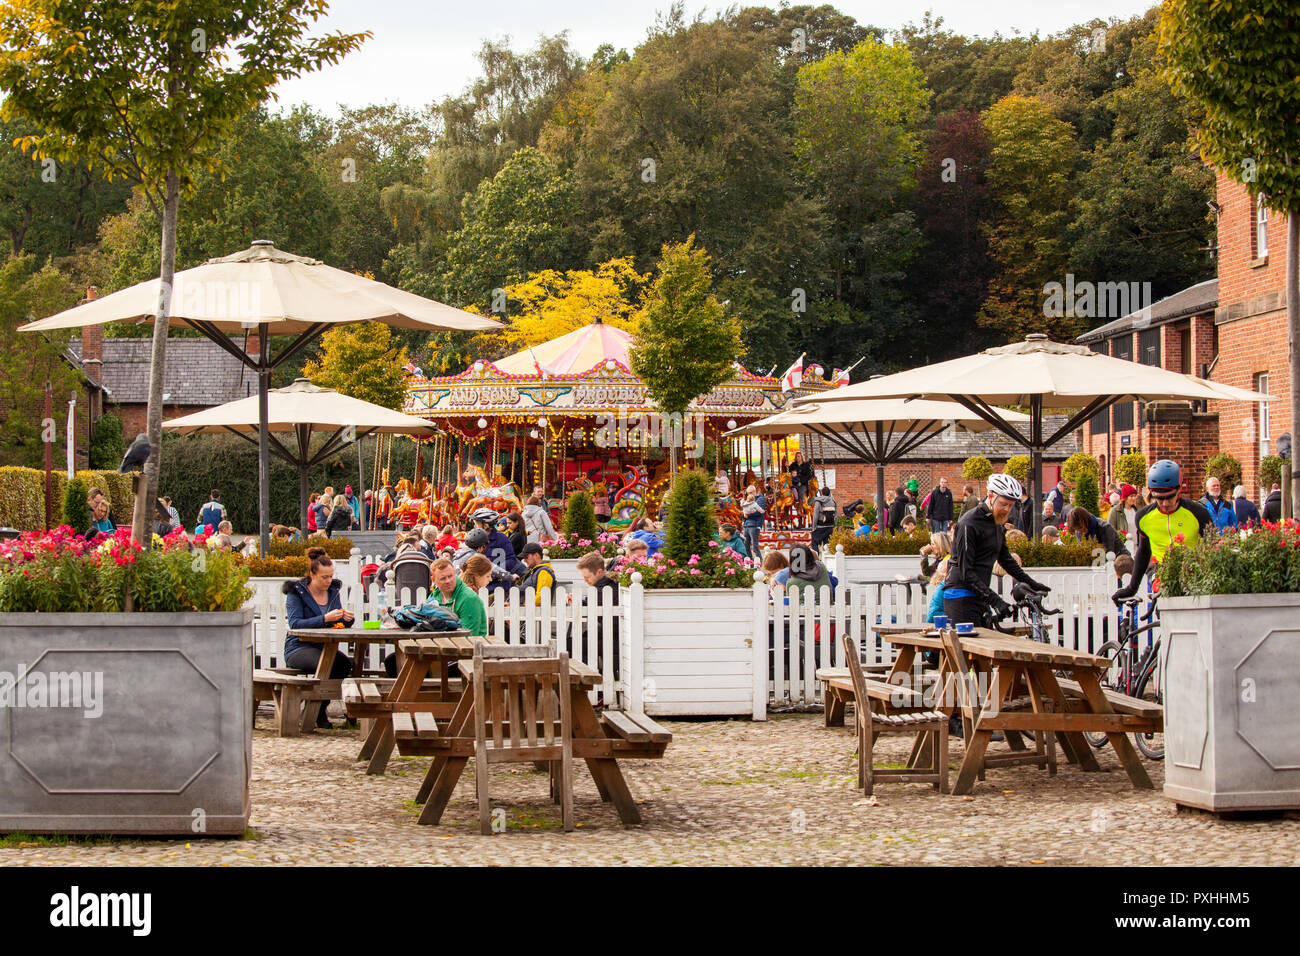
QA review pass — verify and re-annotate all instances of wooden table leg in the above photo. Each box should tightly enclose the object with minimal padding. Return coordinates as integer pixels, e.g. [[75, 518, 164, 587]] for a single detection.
[[416, 688, 476, 806], [417, 758, 468, 825], [365, 658, 433, 774], [1074, 669, 1154, 790], [825, 689, 845, 728], [1036, 668, 1100, 772], [952, 730, 992, 795], [571, 689, 641, 825], [301, 641, 339, 732]]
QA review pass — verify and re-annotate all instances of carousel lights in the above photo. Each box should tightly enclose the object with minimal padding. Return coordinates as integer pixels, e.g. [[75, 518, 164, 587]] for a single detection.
[[477, 417, 488, 429], [727, 419, 737, 430]]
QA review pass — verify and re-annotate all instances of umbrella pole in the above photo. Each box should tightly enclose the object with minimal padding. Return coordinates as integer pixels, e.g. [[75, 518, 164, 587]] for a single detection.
[[299, 465, 310, 538], [357, 433, 366, 533], [876, 422, 886, 533], [1030, 395, 1043, 539], [258, 356, 271, 556]]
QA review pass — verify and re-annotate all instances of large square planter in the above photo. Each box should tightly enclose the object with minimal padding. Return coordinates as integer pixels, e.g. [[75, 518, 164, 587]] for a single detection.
[[633, 588, 758, 719], [1160, 593, 1300, 812], [0, 609, 253, 835]]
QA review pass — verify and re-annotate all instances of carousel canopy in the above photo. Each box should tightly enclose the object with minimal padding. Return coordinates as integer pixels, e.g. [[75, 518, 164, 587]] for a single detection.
[[405, 320, 822, 424]]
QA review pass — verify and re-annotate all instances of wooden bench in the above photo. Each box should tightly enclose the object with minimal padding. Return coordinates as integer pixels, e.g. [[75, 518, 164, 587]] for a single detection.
[[816, 664, 895, 727], [600, 710, 673, 748], [253, 668, 341, 737], [1056, 678, 1163, 725]]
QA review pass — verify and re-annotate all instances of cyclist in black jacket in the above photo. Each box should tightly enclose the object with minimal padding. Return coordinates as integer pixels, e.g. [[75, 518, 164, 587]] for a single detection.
[[944, 473, 1050, 627]]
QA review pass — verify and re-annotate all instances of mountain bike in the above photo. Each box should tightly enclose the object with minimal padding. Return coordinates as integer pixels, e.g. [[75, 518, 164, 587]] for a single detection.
[[1085, 595, 1164, 760], [1002, 581, 1060, 643]]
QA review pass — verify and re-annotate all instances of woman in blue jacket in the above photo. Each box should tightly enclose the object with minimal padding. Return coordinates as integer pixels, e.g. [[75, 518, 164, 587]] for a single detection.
[[282, 547, 354, 729]]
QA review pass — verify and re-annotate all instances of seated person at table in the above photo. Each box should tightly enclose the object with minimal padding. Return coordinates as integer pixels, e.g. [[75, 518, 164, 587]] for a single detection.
[[282, 547, 354, 729], [383, 556, 490, 677], [207, 520, 235, 550]]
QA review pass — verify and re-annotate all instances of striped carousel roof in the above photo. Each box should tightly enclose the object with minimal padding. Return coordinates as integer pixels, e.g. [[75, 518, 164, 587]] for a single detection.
[[492, 320, 634, 377]]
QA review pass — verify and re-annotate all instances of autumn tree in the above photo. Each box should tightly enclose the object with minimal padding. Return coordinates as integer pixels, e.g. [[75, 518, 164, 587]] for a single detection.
[[1159, 0, 1300, 514], [303, 322, 410, 411], [0, 0, 368, 543], [630, 238, 742, 477], [488, 257, 647, 354], [979, 95, 1081, 341]]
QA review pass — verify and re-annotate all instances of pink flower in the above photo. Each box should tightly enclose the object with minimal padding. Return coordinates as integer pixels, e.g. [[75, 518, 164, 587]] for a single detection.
[[690, 568, 701, 575]]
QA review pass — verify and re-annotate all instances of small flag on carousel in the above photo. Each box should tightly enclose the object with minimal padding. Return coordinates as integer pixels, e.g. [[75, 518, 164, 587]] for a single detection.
[[780, 353, 805, 392], [403, 362, 423, 378], [833, 367, 851, 387]]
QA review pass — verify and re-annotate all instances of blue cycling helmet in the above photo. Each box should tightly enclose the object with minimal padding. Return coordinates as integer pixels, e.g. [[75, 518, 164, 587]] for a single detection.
[[1146, 459, 1181, 491]]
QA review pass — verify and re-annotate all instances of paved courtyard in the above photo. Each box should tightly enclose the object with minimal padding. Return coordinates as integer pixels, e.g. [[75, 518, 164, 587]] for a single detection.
[[4, 711, 1297, 866]]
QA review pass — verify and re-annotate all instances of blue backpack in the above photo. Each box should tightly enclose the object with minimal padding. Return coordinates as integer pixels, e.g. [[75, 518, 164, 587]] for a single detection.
[[392, 600, 461, 632]]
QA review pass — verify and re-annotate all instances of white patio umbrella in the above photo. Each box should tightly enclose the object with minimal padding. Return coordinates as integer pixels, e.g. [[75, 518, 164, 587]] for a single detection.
[[164, 379, 438, 533], [727, 398, 1029, 523], [20, 241, 499, 550], [797, 334, 1272, 534]]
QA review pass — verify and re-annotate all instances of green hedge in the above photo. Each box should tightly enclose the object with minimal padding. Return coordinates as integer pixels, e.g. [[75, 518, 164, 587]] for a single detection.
[[0, 466, 136, 532], [829, 527, 931, 555], [828, 526, 1104, 567]]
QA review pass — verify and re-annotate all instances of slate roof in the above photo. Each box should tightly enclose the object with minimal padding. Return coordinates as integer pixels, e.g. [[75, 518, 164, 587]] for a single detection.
[[68, 337, 255, 406], [1076, 278, 1217, 344], [804, 414, 1080, 462]]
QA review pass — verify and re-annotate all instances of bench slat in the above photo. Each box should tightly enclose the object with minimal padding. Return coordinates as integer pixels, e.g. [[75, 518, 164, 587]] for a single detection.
[[602, 711, 650, 742], [413, 712, 439, 737], [392, 712, 416, 738]]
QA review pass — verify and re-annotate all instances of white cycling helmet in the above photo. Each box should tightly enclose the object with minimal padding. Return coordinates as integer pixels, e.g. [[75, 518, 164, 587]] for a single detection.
[[471, 508, 499, 524], [987, 473, 1023, 501]]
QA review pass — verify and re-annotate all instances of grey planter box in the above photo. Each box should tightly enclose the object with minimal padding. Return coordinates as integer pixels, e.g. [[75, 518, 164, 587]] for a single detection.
[[0, 609, 253, 835], [1160, 593, 1300, 812]]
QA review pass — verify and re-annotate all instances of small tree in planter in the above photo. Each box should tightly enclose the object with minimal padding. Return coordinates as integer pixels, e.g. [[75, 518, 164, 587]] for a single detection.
[[1259, 455, 1289, 493], [1005, 455, 1029, 483], [1074, 470, 1100, 516], [62, 476, 91, 533], [1204, 453, 1242, 494], [663, 469, 715, 566], [961, 455, 993, 483], [1113, 450, 1147, 488], [562, 491, 600, 542], [1061, 451, 1100, 486]]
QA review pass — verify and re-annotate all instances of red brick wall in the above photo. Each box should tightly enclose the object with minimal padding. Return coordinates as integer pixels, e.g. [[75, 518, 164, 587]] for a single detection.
[[814, 458, 1064, 509], [114, 404, 210, 441], [1212, 174, 1292, 499]]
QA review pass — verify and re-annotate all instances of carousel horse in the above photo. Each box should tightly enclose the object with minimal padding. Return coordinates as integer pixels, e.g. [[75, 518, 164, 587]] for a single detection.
[[769, 472, 815, 530], [715, 493, 743, 528], [611, 464, 649, 524], [459, 463, 522, 515]]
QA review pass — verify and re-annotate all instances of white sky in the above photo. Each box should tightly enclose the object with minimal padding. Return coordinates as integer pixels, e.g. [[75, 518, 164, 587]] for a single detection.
[[272, 0, 1161, 115]]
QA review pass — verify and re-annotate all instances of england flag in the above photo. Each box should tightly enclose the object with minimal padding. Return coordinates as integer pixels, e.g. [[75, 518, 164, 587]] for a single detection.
[[780, 353, 805, 391]]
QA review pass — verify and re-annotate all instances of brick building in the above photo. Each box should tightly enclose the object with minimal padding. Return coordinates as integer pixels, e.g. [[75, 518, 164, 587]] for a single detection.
[[69, 326, 255, 440], [1075, 279, 1221, 495], [802, 416, 1079, 508], [1207, 174, 1292, 498]]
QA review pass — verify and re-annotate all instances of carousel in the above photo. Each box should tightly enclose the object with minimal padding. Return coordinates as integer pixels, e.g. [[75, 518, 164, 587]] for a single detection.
[[380, 318, 833, 532]]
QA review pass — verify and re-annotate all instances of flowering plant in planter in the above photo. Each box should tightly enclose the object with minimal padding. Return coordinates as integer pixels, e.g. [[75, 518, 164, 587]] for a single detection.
[[1157, 520, 1300, 597], [611, 540, 756, 589], [0, 526, 251, 612], [541, 531, 622, 559]]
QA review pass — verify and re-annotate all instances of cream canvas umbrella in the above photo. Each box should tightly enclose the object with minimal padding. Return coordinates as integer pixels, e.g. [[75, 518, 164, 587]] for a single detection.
[[797, 334, 1272, 534], [20, 241, 499, 550], [727, 398, 1029, 524], [164, 379, 439, 533]]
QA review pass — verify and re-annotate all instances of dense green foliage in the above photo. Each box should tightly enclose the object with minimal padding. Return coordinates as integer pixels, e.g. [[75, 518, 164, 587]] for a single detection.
[[61, 476, 89, 532], [1204, 453, 1242, 493], [1113, 450, 1148, 487], [663, 469, 716, 565], [1061, 451, 1100, 485], [1259, 456, 1289, 492], [561, 491, 600, 542], [961, 455, 993, 481], [1159, 521, 1300, 597], [1074, 470, 1100, 516], [88, 412, 125, 470]]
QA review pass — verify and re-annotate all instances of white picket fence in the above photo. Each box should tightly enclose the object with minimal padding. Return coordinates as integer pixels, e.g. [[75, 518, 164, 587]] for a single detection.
[[246, 550, 1157, 717]]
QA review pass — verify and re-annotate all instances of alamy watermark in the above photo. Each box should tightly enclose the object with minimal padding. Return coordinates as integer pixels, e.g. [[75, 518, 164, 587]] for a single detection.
[[1042, 274, 1152, 322], [592, 408, 708, 458], [0, 663, 104, 718]]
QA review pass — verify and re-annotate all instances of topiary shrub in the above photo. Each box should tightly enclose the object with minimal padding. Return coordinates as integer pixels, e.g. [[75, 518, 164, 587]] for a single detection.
[[663, 469, 716, 565], [961, 455, 993, 481], [88, 412, 126, 470], [1113, 450, 1147, 487], [1259, 455, 1289, 492], [1074, 470, 1100, 516], [561, 490, 600, 543], [1061, 451, 1100, 485], [1204, 452, 1242, 493], [1005, 455, 1029, 482], [829, 526, 931, 555], [62, 476, 91, 532], [78, 469, 137, 528]]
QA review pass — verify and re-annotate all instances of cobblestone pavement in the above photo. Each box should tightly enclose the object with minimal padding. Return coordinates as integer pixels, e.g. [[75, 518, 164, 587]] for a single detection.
[[4, 711, 1297, 865]]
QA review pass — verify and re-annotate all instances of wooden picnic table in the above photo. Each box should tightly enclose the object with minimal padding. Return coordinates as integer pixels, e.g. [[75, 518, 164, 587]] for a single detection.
[[343, 631, 484, 774], [396, 655, 670, 826], [881, 627, 1158, 795], [286, 627, 406, 731]]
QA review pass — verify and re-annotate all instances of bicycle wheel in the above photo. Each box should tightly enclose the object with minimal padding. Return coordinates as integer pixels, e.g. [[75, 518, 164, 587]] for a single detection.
[[1085, 641, 1128, 750], [1131, 668, 1165, 760]]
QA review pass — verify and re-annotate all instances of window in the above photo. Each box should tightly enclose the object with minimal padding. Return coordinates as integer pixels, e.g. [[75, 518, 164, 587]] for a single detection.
[[1258, 373, 1271, 458], [1089, 341, 1109, 433], [1256, 197, 1269, 258], [1113, 336, 1134, 431], [1179, 329, 1191, 375], [1139, 329, 1161, 367]]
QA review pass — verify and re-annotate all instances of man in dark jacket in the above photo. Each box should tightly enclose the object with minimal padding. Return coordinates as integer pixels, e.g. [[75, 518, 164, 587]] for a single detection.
[[1232, 485, 1261, 526], [944, 473, 1049, 628], [925, 477, 954, 532], [1262, 484, 1282, 521]]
